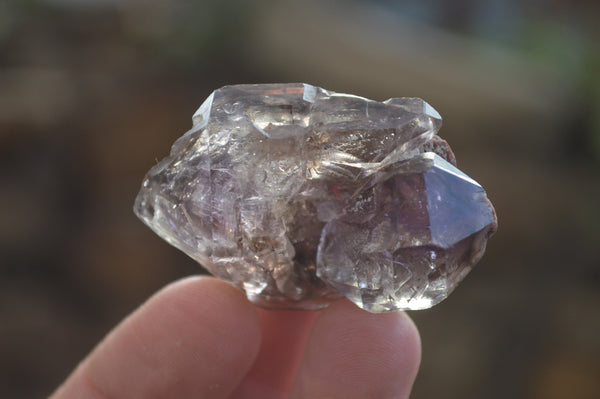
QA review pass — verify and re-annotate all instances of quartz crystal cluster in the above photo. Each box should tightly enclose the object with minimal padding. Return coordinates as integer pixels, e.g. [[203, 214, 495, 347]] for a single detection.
[[134, 83, 497, 312]]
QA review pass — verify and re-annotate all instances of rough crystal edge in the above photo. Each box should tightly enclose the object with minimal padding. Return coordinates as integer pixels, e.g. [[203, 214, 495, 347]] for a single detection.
[[133, 83, 496, 313]]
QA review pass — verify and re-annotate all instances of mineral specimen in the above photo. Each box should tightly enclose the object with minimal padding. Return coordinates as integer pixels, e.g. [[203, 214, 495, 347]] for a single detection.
[[134, 83, 497, 312]]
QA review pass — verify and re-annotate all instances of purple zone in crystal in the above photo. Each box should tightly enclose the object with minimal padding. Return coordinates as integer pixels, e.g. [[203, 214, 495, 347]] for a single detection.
[[134, 83, 497, 312], [317, 153, 496, 312]]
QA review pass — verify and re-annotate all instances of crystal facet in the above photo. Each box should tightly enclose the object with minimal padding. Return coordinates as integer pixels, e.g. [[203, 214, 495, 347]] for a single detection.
[[134, 83, 497, 312]]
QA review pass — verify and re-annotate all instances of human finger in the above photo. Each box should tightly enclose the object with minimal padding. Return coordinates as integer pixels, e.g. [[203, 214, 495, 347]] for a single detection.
[[51, 276, 261, 399], [288, 299, 421, 399], [231, 308, 318, 399]]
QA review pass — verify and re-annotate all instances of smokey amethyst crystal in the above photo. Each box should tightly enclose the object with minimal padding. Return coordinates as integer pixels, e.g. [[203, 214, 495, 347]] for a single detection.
[[134, 83, 497, 312]]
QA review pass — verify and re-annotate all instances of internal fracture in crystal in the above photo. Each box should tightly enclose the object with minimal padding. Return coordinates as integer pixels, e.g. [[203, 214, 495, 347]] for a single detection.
[[134, 83, 497, 312]]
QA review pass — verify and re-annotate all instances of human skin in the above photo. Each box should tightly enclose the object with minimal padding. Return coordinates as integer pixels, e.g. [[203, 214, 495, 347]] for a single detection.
[[51, 276, 421, 399]]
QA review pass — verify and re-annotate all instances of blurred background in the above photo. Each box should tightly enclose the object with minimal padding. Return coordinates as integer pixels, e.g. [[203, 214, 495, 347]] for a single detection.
[[1, 0, 599, 398]]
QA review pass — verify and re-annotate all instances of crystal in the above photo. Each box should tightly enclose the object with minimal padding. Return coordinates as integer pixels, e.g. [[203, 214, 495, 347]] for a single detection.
[[134, 83, 497, 312]]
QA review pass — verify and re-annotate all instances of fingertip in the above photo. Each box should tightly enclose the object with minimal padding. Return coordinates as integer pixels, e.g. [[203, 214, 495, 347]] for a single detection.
[[52, 276, 262, 399], [289, 299, 421, 399], [232, 308, 319, 398], [151, 276, 262, 339]]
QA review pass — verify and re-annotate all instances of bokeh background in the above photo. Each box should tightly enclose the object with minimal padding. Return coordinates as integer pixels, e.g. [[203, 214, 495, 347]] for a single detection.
[[1, 0, 599, 398]]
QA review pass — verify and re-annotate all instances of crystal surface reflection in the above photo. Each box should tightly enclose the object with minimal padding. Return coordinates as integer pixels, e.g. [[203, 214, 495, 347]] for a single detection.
[[134, 83, 497, 312]]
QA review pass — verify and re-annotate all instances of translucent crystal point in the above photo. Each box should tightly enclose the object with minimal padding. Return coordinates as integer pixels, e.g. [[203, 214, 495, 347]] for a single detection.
[[134, 83, 497, 312]]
